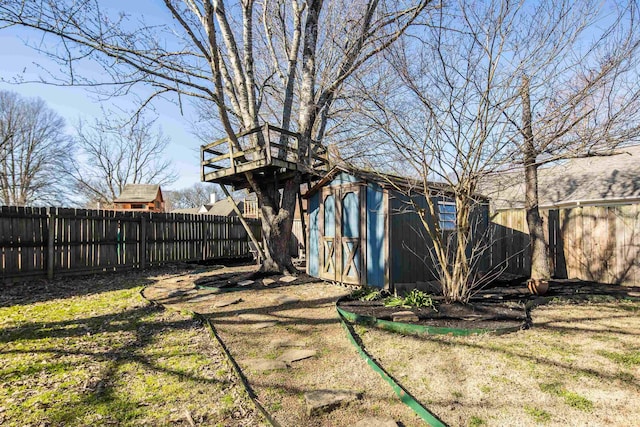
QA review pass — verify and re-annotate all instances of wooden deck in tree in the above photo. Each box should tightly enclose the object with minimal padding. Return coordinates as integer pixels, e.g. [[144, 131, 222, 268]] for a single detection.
[[200, 124, 329, 190]]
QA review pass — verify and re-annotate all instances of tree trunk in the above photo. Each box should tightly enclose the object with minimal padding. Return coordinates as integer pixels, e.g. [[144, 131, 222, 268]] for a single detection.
[[258, 174, 301, 274], [521, 76, 551, 281]]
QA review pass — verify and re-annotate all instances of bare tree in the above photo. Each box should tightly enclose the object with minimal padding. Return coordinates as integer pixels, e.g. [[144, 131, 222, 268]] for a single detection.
[[356, 2, 521, 302], [0, 90, 75, 206], [509, 1, 640, 285], [0, 0, 432, 273], [165, 182, 223, 210], [72, 114, 178, 208], [353, 0, 640, 299]]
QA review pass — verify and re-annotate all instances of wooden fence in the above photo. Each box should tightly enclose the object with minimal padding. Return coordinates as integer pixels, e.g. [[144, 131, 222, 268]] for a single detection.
[[0, 206, 261, 282], [489, 205, 640, 285]]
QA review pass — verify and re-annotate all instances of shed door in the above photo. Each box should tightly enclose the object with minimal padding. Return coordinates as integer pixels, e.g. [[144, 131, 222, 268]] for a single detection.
[[341, 191, 361, 285], [320, 187, 362, 285], [320, 194, 337, 281]]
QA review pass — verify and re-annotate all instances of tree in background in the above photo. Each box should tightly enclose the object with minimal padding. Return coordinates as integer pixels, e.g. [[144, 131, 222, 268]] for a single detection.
[[165, 182, 224, 211], [0, 90, 75, 206], [496, 1, 640, 286], [0, 0, 433, 273], [72, 114, 178, 208]]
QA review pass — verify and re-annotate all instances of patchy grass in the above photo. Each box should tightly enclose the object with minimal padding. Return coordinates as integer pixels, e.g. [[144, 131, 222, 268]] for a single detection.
[[524, 405, 552, 423], [469, 415, 487, 426], [357, 301, 640, 426], [598, 350, 640, 366], [539, 382, 594, 412], [0, 272, 263, 426]]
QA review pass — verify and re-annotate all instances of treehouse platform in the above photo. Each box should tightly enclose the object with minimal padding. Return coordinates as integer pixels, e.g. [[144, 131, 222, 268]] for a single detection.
[[200, 124, 329, 190]]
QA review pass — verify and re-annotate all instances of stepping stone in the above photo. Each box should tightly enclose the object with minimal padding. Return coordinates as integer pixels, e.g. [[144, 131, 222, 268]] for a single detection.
[[241, 358, 288, 372], [277, 349, 317, 364], [269, 338, 306, 348], [214, 297, 243, 308], [238, 313, 278, 322], [167, 289, 196, 298], [304, 390, 360, 416], [251, 322, 278, 330], [392, 311, 419, 323], [189, 294, 216, 303], [272, 294, 300, 305], [237, 280, 254, 287], [354, 418, 398, 427], [262, 278, 276, 286], [279, 275, 297, 283]]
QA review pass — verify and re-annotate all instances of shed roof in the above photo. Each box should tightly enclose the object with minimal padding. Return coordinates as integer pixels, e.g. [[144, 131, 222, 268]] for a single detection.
[[480, 145, 640, 210], [305, 165, 486, 200], [113, 184, 163, 203]]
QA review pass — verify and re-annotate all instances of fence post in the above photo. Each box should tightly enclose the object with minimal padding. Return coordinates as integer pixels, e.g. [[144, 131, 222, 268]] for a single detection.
[[140, 215, 147, 269], [47, 207, 55, 280]]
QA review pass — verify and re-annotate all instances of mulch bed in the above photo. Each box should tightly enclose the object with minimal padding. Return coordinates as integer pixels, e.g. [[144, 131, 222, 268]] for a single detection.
[[339, 299, 528, 330], [338, 279, 640, 331]]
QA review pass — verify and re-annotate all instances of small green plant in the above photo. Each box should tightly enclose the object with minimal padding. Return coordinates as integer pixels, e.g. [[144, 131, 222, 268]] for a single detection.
[[469, 416, 486, 426], [383, 296, 406, 307], [352, 286, 383, 301], [404, 289, 435, 308], [383, 289, 437, 310]]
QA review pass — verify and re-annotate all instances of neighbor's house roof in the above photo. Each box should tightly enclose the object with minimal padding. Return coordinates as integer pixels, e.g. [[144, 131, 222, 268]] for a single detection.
[[171, 207, 203, 215], [113, 184, 163, 203], [305, 165, 488, 200], [206, 198, 244, 216], [480, 145, 640, 210], [171, 199, 244, 216]]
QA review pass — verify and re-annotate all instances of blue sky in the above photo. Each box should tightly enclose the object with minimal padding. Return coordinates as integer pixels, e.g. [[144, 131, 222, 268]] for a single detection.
[[0, 12, 204, 191]]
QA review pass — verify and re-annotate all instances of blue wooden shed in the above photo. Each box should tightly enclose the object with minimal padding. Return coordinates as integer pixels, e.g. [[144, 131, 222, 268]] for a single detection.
[[305, 166, 483, 291]]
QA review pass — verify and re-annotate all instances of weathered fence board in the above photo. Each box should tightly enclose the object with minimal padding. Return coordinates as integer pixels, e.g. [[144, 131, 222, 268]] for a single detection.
[[490, 205, 640, 285], [0, 206, 260, 282]]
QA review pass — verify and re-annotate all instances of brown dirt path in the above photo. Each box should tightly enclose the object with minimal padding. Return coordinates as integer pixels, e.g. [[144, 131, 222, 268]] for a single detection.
[[143, 265, 424, 426]]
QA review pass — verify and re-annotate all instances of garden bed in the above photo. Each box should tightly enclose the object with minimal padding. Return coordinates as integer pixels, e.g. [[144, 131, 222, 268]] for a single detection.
[[338, 299, 528, 331]]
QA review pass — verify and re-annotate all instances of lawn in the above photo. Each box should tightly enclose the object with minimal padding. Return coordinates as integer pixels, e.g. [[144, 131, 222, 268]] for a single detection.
[[356, 298, 640, 426], [0, 270, 264, 426]]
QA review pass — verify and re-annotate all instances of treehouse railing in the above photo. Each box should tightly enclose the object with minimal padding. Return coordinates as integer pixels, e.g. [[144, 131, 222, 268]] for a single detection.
[[200, 124, 329, 184]]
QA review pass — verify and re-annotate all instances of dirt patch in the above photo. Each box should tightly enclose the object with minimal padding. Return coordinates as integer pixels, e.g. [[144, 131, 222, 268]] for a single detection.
[[141, 268, 640, 426], [145, 267, 426, 426]]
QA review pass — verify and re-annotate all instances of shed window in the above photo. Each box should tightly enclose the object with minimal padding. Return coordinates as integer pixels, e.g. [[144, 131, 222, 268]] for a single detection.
[[438, 201, 456, 231], [131, 203, 145, 209]]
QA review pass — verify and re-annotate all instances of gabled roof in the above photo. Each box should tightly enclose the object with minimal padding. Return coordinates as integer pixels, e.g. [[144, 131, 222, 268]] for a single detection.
[[480, 145, 640, 210], [114, 184, 163, 203], [171, 207, 202, 215], [206, 198, 244, 216], [170, 198, 244, 216]]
